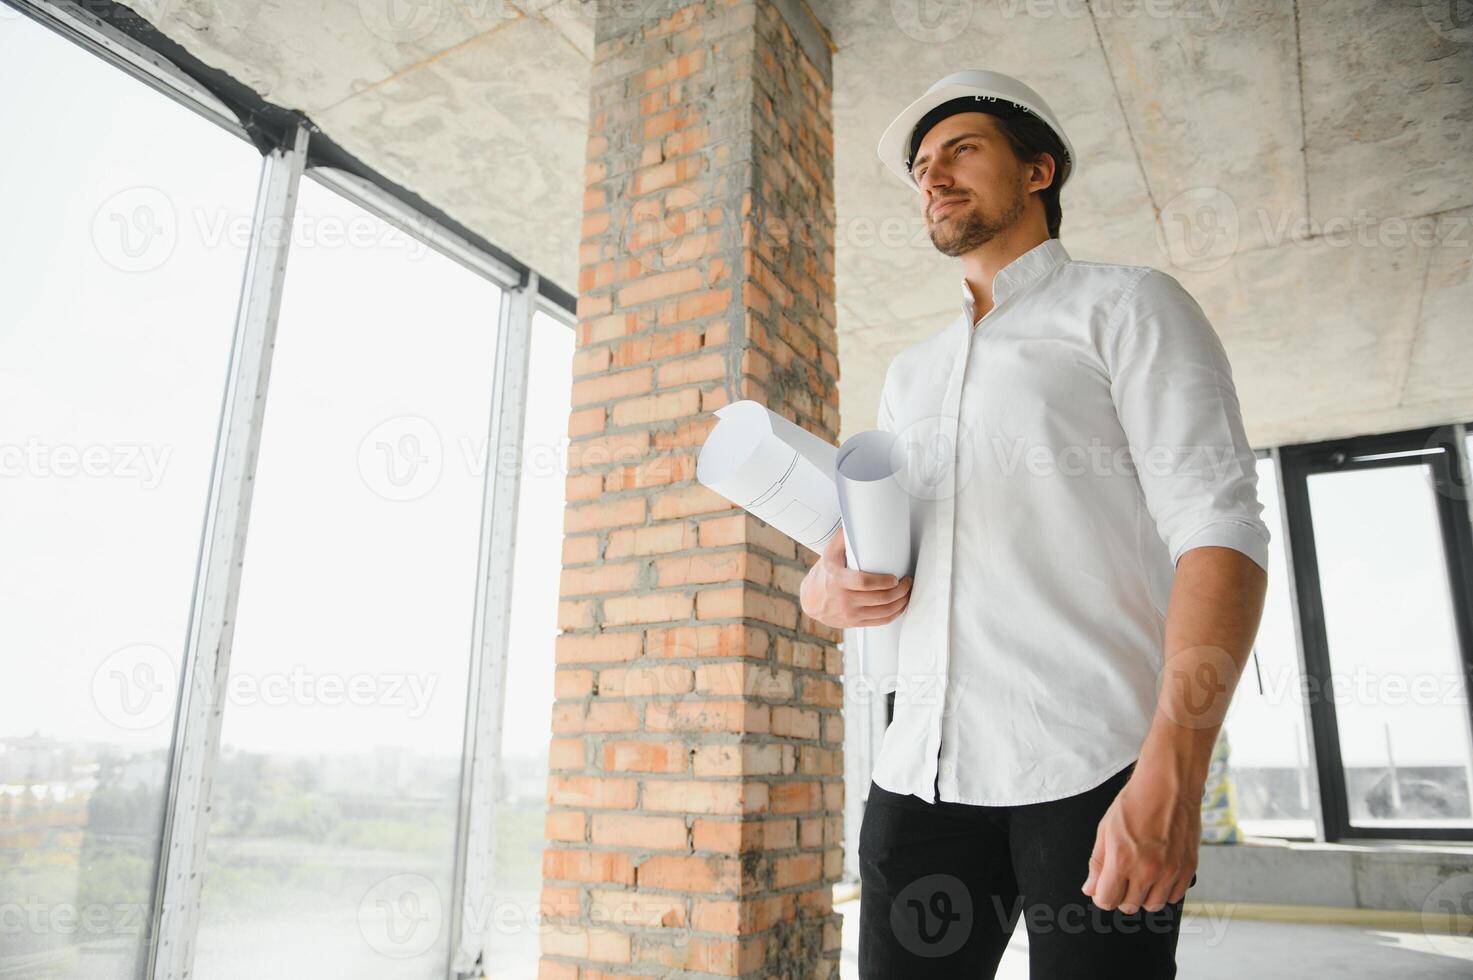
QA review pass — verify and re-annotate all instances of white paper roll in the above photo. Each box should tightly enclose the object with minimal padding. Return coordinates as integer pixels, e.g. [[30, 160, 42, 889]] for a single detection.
[[697, 402, 914, 694]]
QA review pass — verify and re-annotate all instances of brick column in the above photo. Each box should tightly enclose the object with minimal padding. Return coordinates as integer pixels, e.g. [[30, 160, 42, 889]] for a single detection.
[[540, 1, 841, 977]]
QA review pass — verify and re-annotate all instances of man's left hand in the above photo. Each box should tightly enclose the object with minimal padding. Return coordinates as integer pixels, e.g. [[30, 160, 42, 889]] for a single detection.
[[1080, 765, 1200, 914]]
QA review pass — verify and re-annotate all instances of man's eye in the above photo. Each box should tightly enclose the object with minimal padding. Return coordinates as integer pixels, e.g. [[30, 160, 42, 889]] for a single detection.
[[956, 144, 973, 154]]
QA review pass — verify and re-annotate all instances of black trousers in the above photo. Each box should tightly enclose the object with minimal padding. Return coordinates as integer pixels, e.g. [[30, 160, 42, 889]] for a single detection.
[[858, 759, 1195, 978]]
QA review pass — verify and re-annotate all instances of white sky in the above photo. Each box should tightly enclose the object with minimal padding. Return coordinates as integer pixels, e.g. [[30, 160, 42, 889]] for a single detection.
[[0, 11, 569, 763]]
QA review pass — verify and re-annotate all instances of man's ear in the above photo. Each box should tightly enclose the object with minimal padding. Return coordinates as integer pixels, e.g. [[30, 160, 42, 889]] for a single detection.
[[1027, 152, 1057, 194]]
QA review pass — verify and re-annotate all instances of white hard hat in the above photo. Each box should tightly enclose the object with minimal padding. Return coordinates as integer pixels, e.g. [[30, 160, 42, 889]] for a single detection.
[[876, 69, 1076, 192]]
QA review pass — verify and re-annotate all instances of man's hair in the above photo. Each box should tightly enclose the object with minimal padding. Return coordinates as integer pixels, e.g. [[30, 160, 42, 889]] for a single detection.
[[990, 113, 1066, 239]]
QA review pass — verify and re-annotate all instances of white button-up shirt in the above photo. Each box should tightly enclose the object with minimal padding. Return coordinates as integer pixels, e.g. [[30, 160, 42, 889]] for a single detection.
[[871, 238, 1270, 805]]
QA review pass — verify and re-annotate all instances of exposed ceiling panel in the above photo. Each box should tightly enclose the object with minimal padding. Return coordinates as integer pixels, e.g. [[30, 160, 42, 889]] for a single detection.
[[119, 0, 1471, 448], [127, 0, 592, 291]]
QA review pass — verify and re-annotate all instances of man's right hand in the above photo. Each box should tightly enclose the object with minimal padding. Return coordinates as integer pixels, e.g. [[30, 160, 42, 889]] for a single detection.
[[799, 531, 913, 629]]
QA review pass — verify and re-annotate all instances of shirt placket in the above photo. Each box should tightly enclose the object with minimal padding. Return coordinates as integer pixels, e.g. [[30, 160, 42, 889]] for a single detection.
[[924, 308, 981, 801]]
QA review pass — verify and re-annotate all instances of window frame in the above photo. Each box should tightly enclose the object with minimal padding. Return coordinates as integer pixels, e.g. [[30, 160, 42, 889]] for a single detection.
[[1277, 425, 1473, 843], [7, 1, 576, 976]]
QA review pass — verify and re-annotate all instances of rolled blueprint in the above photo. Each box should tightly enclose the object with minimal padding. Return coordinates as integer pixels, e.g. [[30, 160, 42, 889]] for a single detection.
[[698, 402, 912, 691], [695, 400, 841, 552], [835, 430, 911, 688]]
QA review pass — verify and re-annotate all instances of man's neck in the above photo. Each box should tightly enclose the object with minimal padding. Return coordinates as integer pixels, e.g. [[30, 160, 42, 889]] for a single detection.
[[962, 224, 1050, 320]]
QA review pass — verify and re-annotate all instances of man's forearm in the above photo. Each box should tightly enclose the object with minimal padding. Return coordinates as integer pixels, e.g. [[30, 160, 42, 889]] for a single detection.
[[1137, 544, 1269, 793]]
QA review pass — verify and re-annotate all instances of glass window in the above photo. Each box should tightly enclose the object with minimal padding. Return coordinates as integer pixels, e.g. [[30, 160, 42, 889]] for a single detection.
[[488, 310, 573, 973], [1307, 462, 1473, 830], [0, 15, 259, 979], [1223, 455, 1317, 838], [191, 176, 503, 978]]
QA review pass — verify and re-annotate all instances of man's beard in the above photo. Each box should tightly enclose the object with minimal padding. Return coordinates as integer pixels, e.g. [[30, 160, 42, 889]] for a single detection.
[[927, 182, 1026, 257]]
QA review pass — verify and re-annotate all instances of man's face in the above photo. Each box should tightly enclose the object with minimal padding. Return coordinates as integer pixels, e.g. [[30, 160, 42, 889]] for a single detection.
[[911, 112, 1029, 257]]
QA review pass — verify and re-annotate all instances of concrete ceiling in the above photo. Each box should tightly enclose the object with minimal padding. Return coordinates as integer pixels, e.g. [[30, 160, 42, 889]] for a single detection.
[[125, 0, 1471, 448]]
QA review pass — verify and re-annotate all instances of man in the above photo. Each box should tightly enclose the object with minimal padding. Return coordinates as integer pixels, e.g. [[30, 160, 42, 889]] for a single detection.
[[800, 70, 1270, 976]]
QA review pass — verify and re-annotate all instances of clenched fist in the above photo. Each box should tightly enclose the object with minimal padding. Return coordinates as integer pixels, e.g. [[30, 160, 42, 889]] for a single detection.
[[799, 531, 913, 629]]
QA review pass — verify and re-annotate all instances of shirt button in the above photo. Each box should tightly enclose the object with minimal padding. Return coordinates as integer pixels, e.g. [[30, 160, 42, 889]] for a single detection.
[[938, 760, 955, 778]]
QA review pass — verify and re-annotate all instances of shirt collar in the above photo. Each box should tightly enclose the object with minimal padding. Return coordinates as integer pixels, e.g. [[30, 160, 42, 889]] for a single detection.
[[960, 238, 1071, 321]]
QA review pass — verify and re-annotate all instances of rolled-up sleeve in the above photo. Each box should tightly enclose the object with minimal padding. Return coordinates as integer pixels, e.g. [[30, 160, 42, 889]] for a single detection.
[[1104, 269, 1271, 572]]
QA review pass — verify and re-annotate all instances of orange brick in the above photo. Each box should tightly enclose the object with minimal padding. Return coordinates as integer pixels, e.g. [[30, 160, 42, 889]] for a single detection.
[[694, 663, 794, 700], [569, 430, 649, 471], [770, 705, 820, 740], [568, 406, 606, 436], [590, 812, 688, 849], [565, 497, 646, 533], [540, 883, 581, 919], [562, 534, 600, 565], [642, 779, 766, 815], [695, 587, 798, 628], [545, 810, 586, 842], [542, 848, 636, 885], [651, 484, 731, 521], [547, 775, 639, 809], [598, 664, 694, 697], [549, 737, 586, 769], [655, 552, 770, 588], [603, 592, 694, 626], [772, 852, 821, 889], [645, 624, 766, 659], [588, 889, 687, 928], [555, 668, 594, 698], [560, 562, 640, 596], [605, 523, 696, 558], [616, 267, 704, 307], [768, 780, 821, 814], [541, 926, 631, 963], [602, 739, 689, 774], [657, 351, 728, 386], [637, 855, 742, 894], [556, 633, 643, 664], [610, 388, 702, 426], [644, 699, 770, 734], [571, 368, 652, 406]]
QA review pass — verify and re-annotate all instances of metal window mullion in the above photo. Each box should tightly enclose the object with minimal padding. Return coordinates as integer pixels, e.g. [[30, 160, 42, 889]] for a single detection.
[[147, 126, 309, 980], [451, 272, 538, 977], [1271, 446, 1327, 842]]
